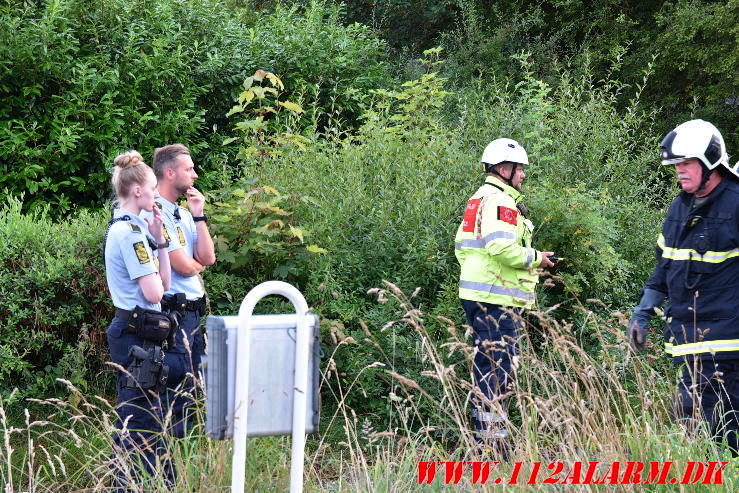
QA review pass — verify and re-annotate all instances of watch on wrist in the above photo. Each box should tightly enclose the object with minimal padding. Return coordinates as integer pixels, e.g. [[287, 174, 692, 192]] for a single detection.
[[193, 214, 208, 223], [157, 239, 169, 249]]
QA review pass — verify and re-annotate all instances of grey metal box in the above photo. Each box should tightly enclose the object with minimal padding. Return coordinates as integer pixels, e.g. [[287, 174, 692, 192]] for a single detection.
[[204, 314, 320, 439]]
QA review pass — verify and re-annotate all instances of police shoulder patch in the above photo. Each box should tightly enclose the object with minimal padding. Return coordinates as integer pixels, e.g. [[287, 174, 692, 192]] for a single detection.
[[133, 241, 150, 264], [129, 223, 141, 233], [177, 226, 186, 246], [162, 226, 170, 242]]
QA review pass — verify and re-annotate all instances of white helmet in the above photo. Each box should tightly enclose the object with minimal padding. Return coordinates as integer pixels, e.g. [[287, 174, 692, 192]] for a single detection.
[[481, 138, 529, 169], [660, 119, 731, 175]]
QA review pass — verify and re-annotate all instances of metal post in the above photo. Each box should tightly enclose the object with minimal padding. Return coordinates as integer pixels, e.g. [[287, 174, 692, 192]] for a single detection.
[[231, 281, 311, 493]]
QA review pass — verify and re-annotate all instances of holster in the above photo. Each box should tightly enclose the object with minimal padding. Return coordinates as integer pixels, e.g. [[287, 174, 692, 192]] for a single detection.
[[124, 343, 169, 393], [162, 293, 188, 315]]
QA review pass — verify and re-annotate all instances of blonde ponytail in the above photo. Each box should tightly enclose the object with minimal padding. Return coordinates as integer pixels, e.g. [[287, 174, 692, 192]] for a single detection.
[[111, 150, 153, 200]]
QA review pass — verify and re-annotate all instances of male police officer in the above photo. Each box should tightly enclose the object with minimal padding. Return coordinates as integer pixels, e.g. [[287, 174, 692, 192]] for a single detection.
[[150, 144, 216, 437], [455, 138, 554, 454], [629, 119, 739, 455]]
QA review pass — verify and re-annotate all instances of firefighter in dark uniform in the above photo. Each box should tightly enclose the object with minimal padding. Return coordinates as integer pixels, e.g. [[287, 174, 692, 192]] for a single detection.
[[104, 150, 174, 489], [629, 119, 739, 455]]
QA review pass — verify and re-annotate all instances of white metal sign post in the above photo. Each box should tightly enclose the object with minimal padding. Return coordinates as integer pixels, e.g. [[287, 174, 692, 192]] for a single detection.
[[231, 281, 311, 493]]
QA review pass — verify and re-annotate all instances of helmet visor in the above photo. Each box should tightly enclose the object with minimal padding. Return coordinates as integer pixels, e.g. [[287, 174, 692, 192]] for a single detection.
[[660, 130, 686, 165]]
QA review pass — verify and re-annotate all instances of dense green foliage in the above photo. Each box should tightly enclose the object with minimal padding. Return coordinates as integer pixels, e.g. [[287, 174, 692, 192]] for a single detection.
[[344, 0, 737, 145], [0, 0, 733, 441], [238, 52, 670, 422], [345, 0, 457, 51], [210, 70, 323, 288], [0, 198, 109, 401], [0, 0, 389, 212]]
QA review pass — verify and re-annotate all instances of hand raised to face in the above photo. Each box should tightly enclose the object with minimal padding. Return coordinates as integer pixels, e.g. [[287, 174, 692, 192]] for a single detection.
[[185, 187, 205, 216], [144, 204, 166, 243]]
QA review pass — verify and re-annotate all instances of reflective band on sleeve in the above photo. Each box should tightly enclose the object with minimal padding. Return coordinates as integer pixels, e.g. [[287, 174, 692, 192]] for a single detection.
[[525, 247, 535, 269], [658, 233, 739, 263], [455, 231, 517, 250], [459, 280, 535, 301], [664, 339, 739, 356]]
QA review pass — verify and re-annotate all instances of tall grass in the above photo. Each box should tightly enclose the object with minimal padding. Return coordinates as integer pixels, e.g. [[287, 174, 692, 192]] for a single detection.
[[1, 279, 735, 491]]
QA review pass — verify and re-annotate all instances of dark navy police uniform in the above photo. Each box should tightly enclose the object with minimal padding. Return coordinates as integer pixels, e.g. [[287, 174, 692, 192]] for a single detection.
[[104, 209, 173, 489], [645, 178, 739, 452]]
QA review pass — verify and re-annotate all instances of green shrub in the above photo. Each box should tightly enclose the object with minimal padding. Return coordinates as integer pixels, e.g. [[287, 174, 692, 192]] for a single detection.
[[0, 198, 111, 401], [0, 0, 391, 212], [242, 1, 391, 131], [650, 0, 739, 143], [206, 70, 325, 300], [439, 1, 737, 148], [241, 52, 670, 425]]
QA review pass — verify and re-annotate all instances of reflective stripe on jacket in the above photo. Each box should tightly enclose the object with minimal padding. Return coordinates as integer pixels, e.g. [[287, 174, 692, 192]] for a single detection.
[[455, 177, 540, 308], [645, 178, 739, 360]]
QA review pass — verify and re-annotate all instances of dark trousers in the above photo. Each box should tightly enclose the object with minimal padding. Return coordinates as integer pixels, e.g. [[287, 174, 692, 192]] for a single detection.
[[163, 309, 205, 438], [107, 316, 173, 491], [676, 359, 739, 455], [462, 299, 522, 436]]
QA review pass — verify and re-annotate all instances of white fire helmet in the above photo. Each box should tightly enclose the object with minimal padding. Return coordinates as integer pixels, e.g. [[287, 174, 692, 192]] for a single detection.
[[480, 138, 529, 169], [660, 119, 736, 176]]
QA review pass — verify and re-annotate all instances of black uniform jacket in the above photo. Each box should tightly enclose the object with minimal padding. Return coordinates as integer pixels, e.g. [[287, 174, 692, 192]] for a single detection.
[[646, 178, 739, 362]]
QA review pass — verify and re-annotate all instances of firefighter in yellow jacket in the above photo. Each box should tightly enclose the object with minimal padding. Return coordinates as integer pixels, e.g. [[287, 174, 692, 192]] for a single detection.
[[455, 138, 554, 453]]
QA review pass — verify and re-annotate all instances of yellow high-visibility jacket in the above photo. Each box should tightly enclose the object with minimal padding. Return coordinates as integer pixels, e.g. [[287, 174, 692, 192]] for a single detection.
[[455, 177, 540, 308]]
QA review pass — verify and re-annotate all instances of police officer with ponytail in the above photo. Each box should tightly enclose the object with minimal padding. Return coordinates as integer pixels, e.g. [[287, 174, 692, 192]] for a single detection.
[[629, 120, 739, 455], [104, 150, 174, 489]]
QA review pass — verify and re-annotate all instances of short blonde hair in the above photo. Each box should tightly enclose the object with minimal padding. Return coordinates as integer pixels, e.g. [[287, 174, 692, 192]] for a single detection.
[[111, 150, 154, 200]]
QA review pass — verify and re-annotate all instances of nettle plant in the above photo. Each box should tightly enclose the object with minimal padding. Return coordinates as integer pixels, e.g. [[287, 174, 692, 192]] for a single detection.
[[210, 70, 324, 280]]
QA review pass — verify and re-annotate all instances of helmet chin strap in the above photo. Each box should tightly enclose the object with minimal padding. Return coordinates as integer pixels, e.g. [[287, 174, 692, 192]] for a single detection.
[[696, 165, 714, 194], [492, 164, 515, 187], [686, 165, 714, 212]]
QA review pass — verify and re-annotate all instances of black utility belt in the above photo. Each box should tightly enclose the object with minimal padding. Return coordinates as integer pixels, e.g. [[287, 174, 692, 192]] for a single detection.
[[161, 293, 207, 316], [116, 306, 177, 347]]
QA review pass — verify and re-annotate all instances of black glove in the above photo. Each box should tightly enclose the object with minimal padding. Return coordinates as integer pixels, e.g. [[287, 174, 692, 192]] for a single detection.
[[628, 288, 666, 351]]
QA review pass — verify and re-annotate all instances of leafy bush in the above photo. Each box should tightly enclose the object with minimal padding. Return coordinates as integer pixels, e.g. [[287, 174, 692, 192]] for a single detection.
[[0, 198, 110, 401], [242, 1, 391, 131], [344, 0, 458, 51], [650, 0, 739, 142], [208, 70, 324, 295], [241, 52, 669, 424], [439, 1, 737, 145], [0, 0, 390, 212]]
